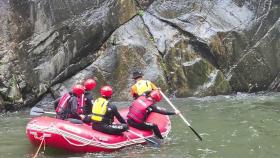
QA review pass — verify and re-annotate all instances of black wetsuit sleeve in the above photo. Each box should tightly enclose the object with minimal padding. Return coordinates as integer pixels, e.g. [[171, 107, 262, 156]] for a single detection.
[[110, 104, 127, 124], [85, 95, 93, 106], [84, 92, 93, 115], [148, 105, 176, 115]]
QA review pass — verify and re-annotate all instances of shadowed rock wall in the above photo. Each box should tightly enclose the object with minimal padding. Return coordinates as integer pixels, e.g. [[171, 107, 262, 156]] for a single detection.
[[0, 0, 137, 110]]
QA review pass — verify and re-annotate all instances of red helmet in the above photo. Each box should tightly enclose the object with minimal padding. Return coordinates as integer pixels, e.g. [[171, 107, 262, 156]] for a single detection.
[[150, 90, 162, 102], [72, 84, 85, 96], [84, 79, 96, 90], [100, 86, 113, 97]]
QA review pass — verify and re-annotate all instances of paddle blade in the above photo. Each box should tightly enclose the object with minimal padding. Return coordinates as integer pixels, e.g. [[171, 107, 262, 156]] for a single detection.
[[145, 137, 161, 148], [66, 118, 83, 124], [30, 107, 44, 116], [127, 130, 161, 148], [189, 126, 202, 141]]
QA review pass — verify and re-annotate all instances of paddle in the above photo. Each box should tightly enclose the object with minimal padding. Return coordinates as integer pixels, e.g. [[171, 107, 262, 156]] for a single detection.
[[159, 90, 203, 141], [127, 130, 161, 148], [30, 107, 56, 116]]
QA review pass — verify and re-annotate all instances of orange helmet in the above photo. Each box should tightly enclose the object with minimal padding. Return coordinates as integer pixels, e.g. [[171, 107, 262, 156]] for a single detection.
[[84, 79, 96, 90], [100, 86, 113, 97], [72, 84, 85, 96], [150, 90, 162, 102]]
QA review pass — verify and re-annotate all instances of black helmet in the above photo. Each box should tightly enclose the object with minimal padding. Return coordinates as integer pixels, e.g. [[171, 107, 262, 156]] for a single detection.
[[132, 71, 143, 79]]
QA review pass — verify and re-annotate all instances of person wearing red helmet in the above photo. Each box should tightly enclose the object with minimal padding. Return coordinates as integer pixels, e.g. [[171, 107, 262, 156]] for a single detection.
[[89, 85, 128, 135], [83, 78, 97, 115], [127, 90, 179, 139], [55, 84, 85, 120]]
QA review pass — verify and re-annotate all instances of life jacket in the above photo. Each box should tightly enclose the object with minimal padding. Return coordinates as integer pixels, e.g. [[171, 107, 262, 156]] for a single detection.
[[91, 97, 109, 122], [127, 96, 154, 123], [55, 93, 71, 114], [135, 80, 153, 96], [55, 93, 84, 115]]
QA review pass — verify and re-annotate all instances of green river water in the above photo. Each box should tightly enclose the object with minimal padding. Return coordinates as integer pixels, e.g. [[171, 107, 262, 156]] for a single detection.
[[0, 92, 279, 158]]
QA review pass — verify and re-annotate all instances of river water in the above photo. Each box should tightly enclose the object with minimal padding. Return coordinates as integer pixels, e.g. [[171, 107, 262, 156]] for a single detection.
[[0, 92, 279, 158]]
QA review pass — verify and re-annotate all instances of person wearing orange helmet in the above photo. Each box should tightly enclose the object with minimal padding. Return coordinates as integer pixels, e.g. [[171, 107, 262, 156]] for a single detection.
[[130, 71, 158, 99], [89, 86, 128, 135], [127, 90, 179, 139], [83, 78, 97, 115], [55, 84, 85, 120]]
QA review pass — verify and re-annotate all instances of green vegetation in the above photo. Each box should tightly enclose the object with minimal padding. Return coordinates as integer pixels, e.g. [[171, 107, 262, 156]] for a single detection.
[[138, 10, 144, 16]]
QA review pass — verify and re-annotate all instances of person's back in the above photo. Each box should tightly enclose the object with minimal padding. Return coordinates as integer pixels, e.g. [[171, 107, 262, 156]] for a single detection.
[[91, 97, 109, 123], [91, 86, 128, 135], [55, 84, 85, 120], [55, 92, 72, 119], [83, 91, 93, 115], [130, 71, 158, 99], [83, 78, 97, 115], [127, 90, 178, 139], [127, 95, 154, 123]]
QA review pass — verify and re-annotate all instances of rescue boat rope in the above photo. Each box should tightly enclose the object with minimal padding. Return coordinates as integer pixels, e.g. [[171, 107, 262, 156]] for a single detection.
[[58, 130, 97, 147], [29, 121, 100, 147], [32, 135, 46, 158], [28, 123, 147, 148]]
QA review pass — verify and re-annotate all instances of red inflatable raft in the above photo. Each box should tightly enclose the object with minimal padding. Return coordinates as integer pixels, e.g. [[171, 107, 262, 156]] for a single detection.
[[26, 108, 171, 152]]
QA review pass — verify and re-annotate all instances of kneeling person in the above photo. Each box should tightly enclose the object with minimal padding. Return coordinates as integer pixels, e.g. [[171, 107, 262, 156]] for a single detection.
[[127, 90, 179, 139], [91, 86, 128, 135]]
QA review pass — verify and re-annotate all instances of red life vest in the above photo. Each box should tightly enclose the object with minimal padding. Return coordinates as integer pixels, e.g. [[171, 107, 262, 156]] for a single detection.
[[55, 93, 71, 114], [127, 96, 154, 123], [55, 93, 85, 115]]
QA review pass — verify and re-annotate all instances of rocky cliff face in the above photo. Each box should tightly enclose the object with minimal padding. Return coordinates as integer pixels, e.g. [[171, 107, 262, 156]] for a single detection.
[[146, 0, 280, 94], [0, 0, 137, 110], [0, 0, 279, 111]]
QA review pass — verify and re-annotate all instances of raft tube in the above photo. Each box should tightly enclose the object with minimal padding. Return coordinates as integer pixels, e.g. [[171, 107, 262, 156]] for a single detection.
[[26, 108, 171, 152]]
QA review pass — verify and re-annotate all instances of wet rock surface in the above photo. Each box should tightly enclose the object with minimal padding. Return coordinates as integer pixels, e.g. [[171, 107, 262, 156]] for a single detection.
[[0, 0, 279, 111], [0, 0, 137, 110]]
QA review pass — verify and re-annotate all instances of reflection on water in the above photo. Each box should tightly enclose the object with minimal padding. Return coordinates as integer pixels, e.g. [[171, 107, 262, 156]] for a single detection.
[[0, 92, 280, 158]]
